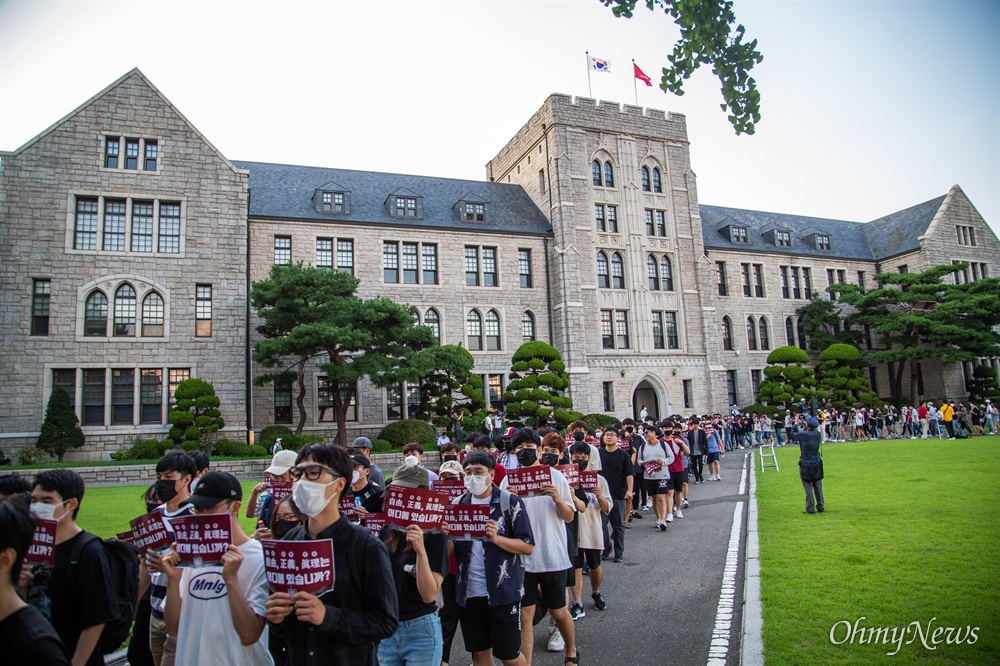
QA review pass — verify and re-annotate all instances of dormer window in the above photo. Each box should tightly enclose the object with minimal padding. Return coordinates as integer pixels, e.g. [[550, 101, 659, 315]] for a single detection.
[[731, 226, 748, 244], [465, 203, 485, 222], [775, 230, 791, 247], [322, 192, 344, 213], [396, 196, 417, 217], [314, 182, 351, 215], [817, 234, 831, 251]]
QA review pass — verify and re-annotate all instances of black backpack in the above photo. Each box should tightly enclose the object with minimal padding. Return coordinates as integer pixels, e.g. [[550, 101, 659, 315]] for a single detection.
[[69, 533, 140, 655]]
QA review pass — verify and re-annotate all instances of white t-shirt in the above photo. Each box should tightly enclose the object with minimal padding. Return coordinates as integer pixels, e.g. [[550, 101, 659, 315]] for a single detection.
[[577, 475, 610, 551], [173, 539, 272, 666], [500, 466, 575, 573], [587, 443, 603, 472], [466, 493, 491, 598]]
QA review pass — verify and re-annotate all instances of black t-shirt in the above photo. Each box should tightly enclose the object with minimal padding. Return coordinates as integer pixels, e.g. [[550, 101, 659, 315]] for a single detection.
[[383, 530, 449, 622], [0, 605, 72, 665], [354, 481, 384, 513], [598, 447, 634, 500], [50, 531, 120, 666]]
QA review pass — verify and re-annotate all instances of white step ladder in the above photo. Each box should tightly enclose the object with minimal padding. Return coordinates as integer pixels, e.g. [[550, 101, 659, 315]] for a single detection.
[[760, 442, 780, 472]]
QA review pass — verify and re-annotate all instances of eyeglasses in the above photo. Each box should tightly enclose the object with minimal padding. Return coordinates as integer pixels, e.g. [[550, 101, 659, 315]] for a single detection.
[[274, 513, 300, 522], [289, 465, 340, 482]]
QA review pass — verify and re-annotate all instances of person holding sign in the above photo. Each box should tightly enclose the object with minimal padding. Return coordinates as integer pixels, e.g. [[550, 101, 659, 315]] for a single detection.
[[349, 455, 384, 517], [636, 425, 674, 531], [264, 443, 398, 666], [152, 472, 271, 665], [499, 429, 578, 666], [567, 443, 610, 617], [376, 464, 449, 666], [247, 450, 298, 533]]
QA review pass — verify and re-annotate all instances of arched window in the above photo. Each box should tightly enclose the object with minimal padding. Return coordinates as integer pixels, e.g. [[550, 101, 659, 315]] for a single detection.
[[785, 317, 796, 346], [424, 308, 440, 344], [466, 310, 482, 351], [647, 255, 659, 290], [797, 319, 808, 351], [596, 251, 610, 288], [604, 162, 614, 188], [592, 160, 602, 187], [652, 167, 662, 193], [113, 284, 136, 336], [141, 291, 164, 337], [641, 166, 651, 192], [722, 316, 733, 351], [661, 256, 674, 291], [758, 317, 770, 350], [85, 290, 108, 336], [746, 316, 758, 351], [485, 310, 501, 351], [611, 252, 625, 289], [522, 311, 536, 342]]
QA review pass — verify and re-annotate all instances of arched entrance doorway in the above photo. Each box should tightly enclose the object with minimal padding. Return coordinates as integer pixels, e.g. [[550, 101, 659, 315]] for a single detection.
[[633, 380, 660, 421]]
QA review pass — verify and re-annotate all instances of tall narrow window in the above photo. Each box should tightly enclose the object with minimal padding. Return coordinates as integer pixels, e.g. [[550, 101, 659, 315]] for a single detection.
[[103, 199, 126, 251], [803, 267, 813, 299], [144, 140, 158, 171], [113, 284, 136, 336], [124, 139, 139, 170], [131, 201, 154, 252], [597, 252, 610, 288], [661, 256, 674, 291], [601, 310, 614, 349], [683, 379, 692, 409], [656, 211, 666, 236], [717, 262, 728, 296], [791, 267, 801, 299], [383, 242, 399, 282], [645, 210, 655, 235], [827, 268, 836, 301], [856, 271, 865, 292], [753, 264, 765, 297], [797, 320, 808, 351], [522, 311, 536, 341], [726, 370, 738, 407], [741, 263, 752, 297], [465, 247, 479, 286], [780, 266, 790, 299], [53, 369, 76, 410], [402, 242, 419, 284], [603, 382, 615, 412], [407, 384, 422, 418], [424, 308, 440, 344], [592, 160, 602, 187], [158, 202, 181, 253], [652, 168, 662, 193], [482, 248, 498, 287], [422, 244, 438, 284], [274, 236, 291, 265], [141, 292, 164, 337], [664, 312, 678, 349], [337, 239, 354, 274], [606, 206, 618, 233], [604, 162, 615, 188], [722, 316, 734, 351], [485, 310, 501, 350], [487, 375, 504, 411], [751, 370, 762, 399], [112, 369, 134, 425], [32, 279, 50, 336], [466, 311, 483, 350], [641, 166, 651, 191], [746, 316, 758, 351], [195, 284, 212, 337], [140, 369, 162, 423], [595, 205, 606, 232], [82, 369, 105, 425], [615, 310, 629, 348], [518, 249, 532, 288], [85, 291, 108, 336], [74, 197, 99, 250], [386, 385, 403, 421], [758, 317, 770, 350], [538, 169, 546, 195], [104, 137, 119, 168], [785, 317, 796, 346], [168, 368, 190, 413], [652, 312, 665, 349], [611, 253, 625, 289], [647, 256, 660, 291], [316, 238, 333, 268], [274, 383, 292, 423]]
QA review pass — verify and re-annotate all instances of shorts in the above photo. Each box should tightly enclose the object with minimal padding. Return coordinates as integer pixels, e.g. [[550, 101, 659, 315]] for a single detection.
[[706, 452, 720, 463], [571, 549, 602, 570], [643, 478, 668, 495], [668, 470, 687, 491], [522, 570, 570, 609], [460, 597, 523, 661]]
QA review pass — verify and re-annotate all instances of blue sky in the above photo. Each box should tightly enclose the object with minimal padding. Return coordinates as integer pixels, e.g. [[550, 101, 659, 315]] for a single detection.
[[2, 0, 997, 236]]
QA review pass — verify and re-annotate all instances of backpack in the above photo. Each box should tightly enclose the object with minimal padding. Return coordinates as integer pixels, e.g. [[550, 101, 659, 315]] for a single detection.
[[459, 488, 514, 533], [68, 533, 140, 655], [638, 440, 674, 467]]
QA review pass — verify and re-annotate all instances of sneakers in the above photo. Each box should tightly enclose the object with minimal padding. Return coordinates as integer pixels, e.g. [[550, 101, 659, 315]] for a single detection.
[[592, 592, 608, 611], [582, 562, 590, 576], [613, 555, 623, 563], [665, 512, 674, 523], [674, 508, 684, 519], [547, 620, 565, 652], [569, 602, 585, 621], [632, 511, 644, 520], [645, 499, 653, 510], [715, 475, 723, 482], [682, 499, 690, 509]]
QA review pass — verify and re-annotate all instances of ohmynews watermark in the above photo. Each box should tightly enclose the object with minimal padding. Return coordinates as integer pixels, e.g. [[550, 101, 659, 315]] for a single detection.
[[830, 617, 979, 656]]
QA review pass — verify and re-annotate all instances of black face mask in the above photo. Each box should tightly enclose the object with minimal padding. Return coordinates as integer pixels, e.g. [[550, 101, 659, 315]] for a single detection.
[[573, 431, 586, 442], [273, 519, 300, 539], [575, 459, 589, 471], [156, 479, 179, 503], [540, 452, 559, 467], [442, 455, 458, 462], [516, 448, 537, 466]]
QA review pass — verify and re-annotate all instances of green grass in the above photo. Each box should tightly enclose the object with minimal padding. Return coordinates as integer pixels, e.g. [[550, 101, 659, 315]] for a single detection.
[[4, 456, 270, 470], [756, 437, 1000, 665], [76, 480, 266, 538]]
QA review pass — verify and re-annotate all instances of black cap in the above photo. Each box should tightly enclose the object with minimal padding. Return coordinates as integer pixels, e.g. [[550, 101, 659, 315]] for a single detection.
[[182, 471, 242, 508], [351, 454, 371, 470]]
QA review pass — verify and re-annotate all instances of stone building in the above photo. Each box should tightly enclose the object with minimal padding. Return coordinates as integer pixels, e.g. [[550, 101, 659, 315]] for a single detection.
[[1, 71, 996, 459]]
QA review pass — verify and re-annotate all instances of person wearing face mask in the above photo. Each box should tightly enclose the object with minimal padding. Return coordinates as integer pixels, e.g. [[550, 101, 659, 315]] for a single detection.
[[402, 442, 440, 483], [454, 451, 534, 666], [349, 455, 383, 517], [246, 450, 298, 533], [352, 437, 386, 489], [471, 435, 508, 485], [636, 425, 673, 531], [30, 469, 120, 666], [435, 459, 463, 666], [440, 441, 462, 465], [567, 443, 610, 618], [264, 444, 398, 665], [568, 420, 603, 473], [150, 472, 272, 665], [262, 497, 303, 666]]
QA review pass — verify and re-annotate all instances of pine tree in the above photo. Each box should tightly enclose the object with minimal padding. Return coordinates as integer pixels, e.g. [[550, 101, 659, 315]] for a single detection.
[[814, 343, 879, 410], [503, 341, 581, 428], [37, 387, 84, 462], [755, 345, 816, 409]]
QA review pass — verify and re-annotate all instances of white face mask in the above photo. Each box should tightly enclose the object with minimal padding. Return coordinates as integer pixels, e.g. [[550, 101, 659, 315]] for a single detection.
[[292, 479, 338, 518], [404, 455, 420, 467], [351, 471, 360, 486], [31, 500, 66, 522], [464, 473, 490, 496]]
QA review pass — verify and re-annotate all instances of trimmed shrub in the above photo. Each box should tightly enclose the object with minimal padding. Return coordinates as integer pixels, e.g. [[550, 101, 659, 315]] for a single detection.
[[371, 438, 393, 453], [168, 378, 224, 443], [36, 387, 85, 462], [582, 413, 619, 429], [378, 420, 436, 449], [258, 425, 295, 451], [741, 404, 771, 417], [766, 346, 811, 365]]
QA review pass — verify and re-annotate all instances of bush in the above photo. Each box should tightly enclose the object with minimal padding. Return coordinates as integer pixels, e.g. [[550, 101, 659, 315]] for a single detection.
[[582, 413, 619, 429], [110, 438, 164, 461], [766, 345, 811, 365], [17, 446, 49, 466], [371, 438, 393, 453], [213, 439, 238, 457], [378, 420, 436, 448], [258, 425, 294, 451], [741, 404, 771, 417], [37, 387, 85, 462]]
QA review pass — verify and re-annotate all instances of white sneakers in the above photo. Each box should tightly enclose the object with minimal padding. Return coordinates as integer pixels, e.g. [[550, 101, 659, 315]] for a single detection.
[[665, 512, 674, 523], [547, 618, 565, 652], [674, 508, 684, 519]]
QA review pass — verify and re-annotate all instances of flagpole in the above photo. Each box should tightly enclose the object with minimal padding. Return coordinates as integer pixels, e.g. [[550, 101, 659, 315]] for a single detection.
[[586, 51, 592, 97], [632, 59, 638, 106]]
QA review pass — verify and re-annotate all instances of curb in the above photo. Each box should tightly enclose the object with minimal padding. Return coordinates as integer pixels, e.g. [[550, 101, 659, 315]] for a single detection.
[[741, 451, 764, 666]]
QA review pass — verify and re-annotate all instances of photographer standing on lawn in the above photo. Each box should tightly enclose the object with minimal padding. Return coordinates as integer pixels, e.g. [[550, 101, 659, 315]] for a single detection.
[[795, 416, 825, 515]]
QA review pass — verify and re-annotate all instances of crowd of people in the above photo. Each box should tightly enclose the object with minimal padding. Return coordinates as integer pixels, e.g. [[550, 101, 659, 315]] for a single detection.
[[2, 399, 995, 665]]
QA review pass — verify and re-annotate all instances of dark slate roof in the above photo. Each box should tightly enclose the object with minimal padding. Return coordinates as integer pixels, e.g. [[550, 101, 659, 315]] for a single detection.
[[700, 195, 945, 262], [232, 161, 552, 236]]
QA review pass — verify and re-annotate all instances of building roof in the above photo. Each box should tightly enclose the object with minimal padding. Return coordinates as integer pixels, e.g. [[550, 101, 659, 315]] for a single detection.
[[700, 194, 947, 262], [232, 160, 553, 236]]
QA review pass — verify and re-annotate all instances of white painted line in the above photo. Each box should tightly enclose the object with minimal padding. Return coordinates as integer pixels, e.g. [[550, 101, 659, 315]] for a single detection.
[[741, 459, 764, 666], [707, 500, 745, 666], [738, 452, 749, 495]]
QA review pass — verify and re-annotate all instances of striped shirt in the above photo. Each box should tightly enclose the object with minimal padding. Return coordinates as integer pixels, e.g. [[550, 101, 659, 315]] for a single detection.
[[149, 503, 195, 618]]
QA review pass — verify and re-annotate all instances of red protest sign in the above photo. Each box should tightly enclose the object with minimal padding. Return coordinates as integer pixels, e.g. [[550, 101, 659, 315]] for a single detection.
[[506, 465, 552, 496], [115, 531, 136, 546], [433, 479, 468, 501], [266, 478, 293, 503], [555, 464, 580, 488], [25, 518, 57, 565], [130, 511, 172, 554], [338, 494, 358, 520], [172, 513, 232, 567], [385, 486, 448, 531], [580, 470, 599, 492], [262, 539, 334, 594], [443, 504, 491, 540], [364, 512, 388, 534], [642, 460, 662, 476], [618, 439, 631, 451], [459, 450, 468, 463]]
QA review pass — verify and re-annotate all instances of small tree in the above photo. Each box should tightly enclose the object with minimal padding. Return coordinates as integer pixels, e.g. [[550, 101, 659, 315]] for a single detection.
[[503, 341, 581, 428], [416, 345, 485, 429], [755, 345, 816, 409], [795, 296, 862, 351], [36, 387, 84, 462], [968, 364, 1000, 404], [168, 378, 224, 444], [814, 343, 878, 410]]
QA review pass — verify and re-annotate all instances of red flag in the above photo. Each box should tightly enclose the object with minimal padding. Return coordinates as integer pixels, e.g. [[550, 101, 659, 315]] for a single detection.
[[634, 62, 653, 87]]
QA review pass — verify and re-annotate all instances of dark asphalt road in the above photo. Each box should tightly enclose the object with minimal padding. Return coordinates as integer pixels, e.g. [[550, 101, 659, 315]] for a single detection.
[[446, 450, 753, 666]]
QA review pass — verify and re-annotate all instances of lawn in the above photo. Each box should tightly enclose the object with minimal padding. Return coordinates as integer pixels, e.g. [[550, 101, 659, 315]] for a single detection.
[[756, 436, 1000, 665]]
